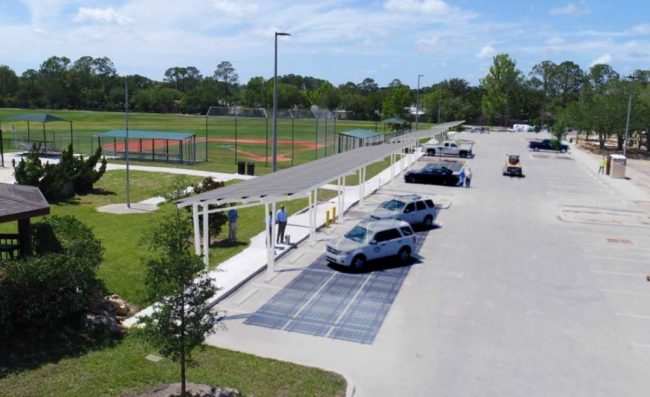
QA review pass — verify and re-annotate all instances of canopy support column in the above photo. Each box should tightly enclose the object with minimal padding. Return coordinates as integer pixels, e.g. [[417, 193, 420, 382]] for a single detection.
[[193, 204, 201, 256], [357, 168, 363, 206], [202, 203, 209, 266], [269, 201, 276, 273], [336, 178, 342, 224], [307, 192, 314, 242], [390, 153, 395, 180], [341, 175, 346, 221]]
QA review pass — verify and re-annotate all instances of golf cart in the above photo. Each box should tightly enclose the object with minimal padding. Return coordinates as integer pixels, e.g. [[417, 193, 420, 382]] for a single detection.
[[503, 154, 524, 177]]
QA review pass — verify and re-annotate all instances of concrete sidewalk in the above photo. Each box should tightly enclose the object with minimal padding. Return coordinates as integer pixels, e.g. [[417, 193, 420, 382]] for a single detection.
[[570, 143, 650, 204], [0, 152, 255, 184], [124, 150, 422, 327]]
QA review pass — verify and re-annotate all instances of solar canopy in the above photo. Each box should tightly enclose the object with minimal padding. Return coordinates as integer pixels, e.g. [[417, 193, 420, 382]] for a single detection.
[[178, 141, 410, 207], [391, 121, 464, 143]]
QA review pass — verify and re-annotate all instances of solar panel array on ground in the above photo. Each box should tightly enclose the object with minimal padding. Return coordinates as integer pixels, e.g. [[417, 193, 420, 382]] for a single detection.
[[244, 231, 428, 344]]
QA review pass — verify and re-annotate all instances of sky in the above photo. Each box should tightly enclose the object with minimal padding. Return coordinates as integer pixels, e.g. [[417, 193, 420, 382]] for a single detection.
[[0, 0, 648, 88]]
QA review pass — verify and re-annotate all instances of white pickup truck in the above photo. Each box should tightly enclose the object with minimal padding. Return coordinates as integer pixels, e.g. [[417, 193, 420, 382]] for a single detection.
[[422, 139, 474, 158]]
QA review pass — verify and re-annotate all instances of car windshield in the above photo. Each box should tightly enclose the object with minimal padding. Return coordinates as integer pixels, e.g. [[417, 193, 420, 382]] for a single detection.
[[344, 226, 368, 243], [381, 200, 405, 211]]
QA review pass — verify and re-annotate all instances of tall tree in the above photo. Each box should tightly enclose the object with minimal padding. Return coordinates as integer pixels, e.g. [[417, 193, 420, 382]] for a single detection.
[[139, 213, 217, 397], [480, 53, 521, 125], [214, 61, 238, 105], [382, 85, 412, 120]]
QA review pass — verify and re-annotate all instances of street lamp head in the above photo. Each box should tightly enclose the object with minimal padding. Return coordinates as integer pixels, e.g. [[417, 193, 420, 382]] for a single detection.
[[276, 32, 291, 37]]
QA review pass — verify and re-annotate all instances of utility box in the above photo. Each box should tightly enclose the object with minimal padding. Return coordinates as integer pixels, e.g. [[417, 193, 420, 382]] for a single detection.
[[609, 154, 626, 179]]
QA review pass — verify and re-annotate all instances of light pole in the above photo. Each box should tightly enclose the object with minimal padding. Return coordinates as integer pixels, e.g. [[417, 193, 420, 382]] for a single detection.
[[623, 92, 632, 159], [273, 32, 291, 172], [415, 74, 423, 131]]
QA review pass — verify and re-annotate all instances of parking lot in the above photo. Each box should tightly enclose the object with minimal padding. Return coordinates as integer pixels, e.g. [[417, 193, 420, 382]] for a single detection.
[[206, 132, 650, 397]]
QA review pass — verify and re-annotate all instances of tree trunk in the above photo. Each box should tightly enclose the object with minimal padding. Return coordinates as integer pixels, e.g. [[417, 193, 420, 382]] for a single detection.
[[599, 132, 605, 149], [180, 290, 186, 397]]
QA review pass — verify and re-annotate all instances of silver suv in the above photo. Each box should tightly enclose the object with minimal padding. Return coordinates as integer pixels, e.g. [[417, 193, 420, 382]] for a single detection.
[[325, 219, 416, 270], [370, 195, 436, 227]]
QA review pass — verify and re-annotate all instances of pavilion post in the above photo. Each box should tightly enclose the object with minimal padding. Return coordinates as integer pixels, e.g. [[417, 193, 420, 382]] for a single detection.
[[357, 168, 362, 206], [193, 204, 201, 256], [27, 121, 31, 142], [17, 218, 31, 257], [69, 121, 73, 152], [202, 203, 209, 266], [0, 126, 4, 167], [42, 123, 46, 145]]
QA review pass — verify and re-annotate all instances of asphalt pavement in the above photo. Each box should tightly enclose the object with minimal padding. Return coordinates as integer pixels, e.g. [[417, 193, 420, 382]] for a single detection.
[[205, 132, 650, 397]]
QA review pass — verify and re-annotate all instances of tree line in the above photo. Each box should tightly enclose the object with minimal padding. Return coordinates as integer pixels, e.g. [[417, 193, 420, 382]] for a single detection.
[[0, 55, 648, 146]]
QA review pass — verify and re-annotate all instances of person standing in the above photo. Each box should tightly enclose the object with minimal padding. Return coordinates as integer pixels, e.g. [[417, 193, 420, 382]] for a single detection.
[[458, 167, 466, 187], [227, 207, 238, 242], [465, 167, 472, 188], [598, 156, 606, 175], [276, 205, 288, 244]]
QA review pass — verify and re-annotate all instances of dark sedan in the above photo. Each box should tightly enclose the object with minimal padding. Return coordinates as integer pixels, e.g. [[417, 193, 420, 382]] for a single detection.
[[404, 163, 460, 186]]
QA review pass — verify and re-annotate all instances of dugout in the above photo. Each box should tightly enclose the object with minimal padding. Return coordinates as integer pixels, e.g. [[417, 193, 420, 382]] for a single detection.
[[1, 113, 74, 154], [337, 129, 383, 153], [96, 130, 198, 164]]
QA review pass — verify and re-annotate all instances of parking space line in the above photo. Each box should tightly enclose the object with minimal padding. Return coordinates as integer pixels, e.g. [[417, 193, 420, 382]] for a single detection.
[[583, 255, 648, 263], [590, 269, 645, 277], [616, 313, 650, 320], [601, 289, 650, 297]]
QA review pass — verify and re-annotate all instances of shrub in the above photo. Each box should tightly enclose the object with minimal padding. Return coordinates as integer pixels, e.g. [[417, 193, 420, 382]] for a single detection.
[[13, 144, 107, 201], [2, 216, 105, 330]]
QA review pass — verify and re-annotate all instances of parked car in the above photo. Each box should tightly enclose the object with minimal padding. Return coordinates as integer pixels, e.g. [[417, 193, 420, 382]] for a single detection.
[[325, 219, 416, 270], [370, 194, 436, 227], [422, 140, 474, 157], [529, 139, 568, 152], [470, 126, 489, 133], [404, 162, 461, 186]]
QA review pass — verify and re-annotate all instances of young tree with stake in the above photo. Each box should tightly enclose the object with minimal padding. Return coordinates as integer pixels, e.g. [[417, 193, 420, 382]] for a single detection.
[[139, 212, 217, 397]]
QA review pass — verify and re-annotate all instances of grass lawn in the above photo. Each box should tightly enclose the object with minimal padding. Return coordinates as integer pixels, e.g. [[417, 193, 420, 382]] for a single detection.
[[0, 169, 339, 307], [0, 333, 346, 397]]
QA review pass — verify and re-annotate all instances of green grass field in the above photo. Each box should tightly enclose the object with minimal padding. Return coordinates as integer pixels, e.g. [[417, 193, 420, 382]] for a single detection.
[[0, 108, 429, 174], [0, 332, 346, 397]]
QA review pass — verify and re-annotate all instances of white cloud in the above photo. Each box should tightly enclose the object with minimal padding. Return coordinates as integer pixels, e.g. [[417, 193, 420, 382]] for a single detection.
[[384, 0, 451, 14], [211, 0, 259, 17], [590, 53, 612, 66], [73, 7, 133, 25], [549, 2, 588, 16], [545, 36, 565, 45], [628, 23, 650, 36], [477, 45, 496, 58]]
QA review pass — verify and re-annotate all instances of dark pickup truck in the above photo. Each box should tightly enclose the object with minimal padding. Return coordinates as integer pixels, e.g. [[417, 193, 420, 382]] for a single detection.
[[529, 139, 568, 152]]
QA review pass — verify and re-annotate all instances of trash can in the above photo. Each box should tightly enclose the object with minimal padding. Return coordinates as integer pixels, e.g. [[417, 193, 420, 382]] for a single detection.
[[246, 161, 255, 175], [609, 154, 626, 179], [237, 161, 246, 174]]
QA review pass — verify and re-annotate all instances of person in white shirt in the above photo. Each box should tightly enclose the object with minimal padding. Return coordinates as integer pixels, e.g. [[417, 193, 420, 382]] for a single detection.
[[276, 205, 288, 244]]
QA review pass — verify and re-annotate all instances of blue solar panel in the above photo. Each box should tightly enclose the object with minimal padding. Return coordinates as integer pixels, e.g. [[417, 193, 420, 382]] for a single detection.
[[285, 319, 332, 336], [244, 244, 414, 344]]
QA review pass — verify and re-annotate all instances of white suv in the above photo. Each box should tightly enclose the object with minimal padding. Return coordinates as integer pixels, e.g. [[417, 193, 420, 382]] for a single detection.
[[370, 195, 436, 227], [325, 219, 416, 270]]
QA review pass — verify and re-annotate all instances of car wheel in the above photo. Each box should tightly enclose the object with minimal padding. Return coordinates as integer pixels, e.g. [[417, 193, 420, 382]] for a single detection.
[[351, 255, 366, 271], [459, 151, 467, 158], [423, 215, 433, 228], [398, 246, 411, 261], [428, 149, 436, 156]]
